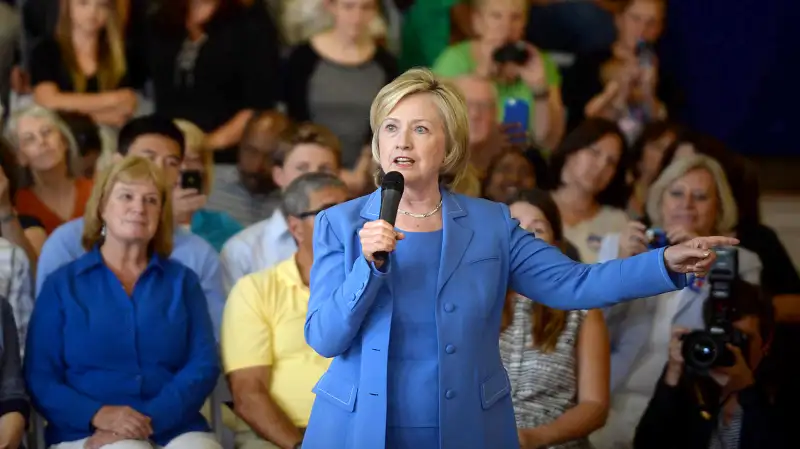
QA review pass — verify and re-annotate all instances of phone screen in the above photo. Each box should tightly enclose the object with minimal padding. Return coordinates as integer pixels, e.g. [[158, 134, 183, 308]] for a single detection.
[[502, 98, 530, 144], [181, 170, 203, 190]]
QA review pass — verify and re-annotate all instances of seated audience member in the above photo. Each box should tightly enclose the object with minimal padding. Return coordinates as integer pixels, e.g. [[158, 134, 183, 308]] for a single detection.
[[222, 172, 349, 449], [146, 0, 279, 163], [220, 122, 342, 291], [0, 297, 28, 449], [634, 280, 789, 449], [626, 121, 680, 219], [174, 119, 243, 252], [7, 105, 93, 234], [501, 189, 609, 449], [482, 149, 538, 203], [450, 75, 548, 196], [30, 0, 138, 127], [399, 0, 473, 70], [563, 0, 670, 130], [284, 0, 397, 176], [433, 0, 565, 150], [281, 0, 389, 47], [0, 237, 33, 356], [35, 115, 225, 340], [207, 111, 293, 227], [59, 111, 104, 179], [548, 119, 629, 263], [25, 156, 221, 449], [592, 155, 762, 449], [0, 138, 47, 263]]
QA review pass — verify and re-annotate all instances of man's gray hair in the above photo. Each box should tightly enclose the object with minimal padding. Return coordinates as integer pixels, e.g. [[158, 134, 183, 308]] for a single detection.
[[281, 172, 347, 218]]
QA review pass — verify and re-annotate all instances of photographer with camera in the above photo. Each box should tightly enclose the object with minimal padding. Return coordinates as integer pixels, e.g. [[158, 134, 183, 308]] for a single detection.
[[633, 278, 789, 449], [590, 155, 763, 449]]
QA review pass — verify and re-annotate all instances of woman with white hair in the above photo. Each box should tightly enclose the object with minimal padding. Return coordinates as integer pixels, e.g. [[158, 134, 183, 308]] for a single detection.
[[300, 67, 737, 449], [7, 105, 92, 234], [591, 154, 763, 449]]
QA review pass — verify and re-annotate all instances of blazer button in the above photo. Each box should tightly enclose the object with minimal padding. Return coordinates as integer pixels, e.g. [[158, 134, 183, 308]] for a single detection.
[[445, 389, 456, 399], [445, 344, 456, 354], [443, 303, 455, 313]]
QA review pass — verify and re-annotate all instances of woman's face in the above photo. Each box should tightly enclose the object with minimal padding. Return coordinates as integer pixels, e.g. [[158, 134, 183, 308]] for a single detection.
[[616, 0, 665, 50], [660, 168, 718, 236], [377, 93, 447, 188], [484, 152, 535, 202], [329, 0, 377, 41], [509, 201, 555, 245], [70, 0, 111, 35], [16, 116, 69, 173], [474, 0, 527, 47], [639, 130, 676, 182], [101, 179, 162, 245], [561, 133, 623, 197]]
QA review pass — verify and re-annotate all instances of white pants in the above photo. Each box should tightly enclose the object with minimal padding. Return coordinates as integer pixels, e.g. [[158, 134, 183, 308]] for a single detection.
[[50, 431, 222, 449]]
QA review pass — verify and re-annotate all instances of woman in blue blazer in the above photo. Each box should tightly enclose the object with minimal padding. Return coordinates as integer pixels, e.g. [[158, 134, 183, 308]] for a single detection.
[[301, 68, 737, 449]]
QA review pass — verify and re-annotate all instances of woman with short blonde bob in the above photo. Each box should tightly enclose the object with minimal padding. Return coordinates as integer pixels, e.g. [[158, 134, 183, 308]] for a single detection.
[[301, 67, 737, 449], [25, 156, 221, 449], [594, 154, 762, 449]]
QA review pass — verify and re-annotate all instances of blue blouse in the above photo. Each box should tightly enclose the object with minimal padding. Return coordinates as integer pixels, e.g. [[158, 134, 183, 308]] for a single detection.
[[24, 246, 220, 446]]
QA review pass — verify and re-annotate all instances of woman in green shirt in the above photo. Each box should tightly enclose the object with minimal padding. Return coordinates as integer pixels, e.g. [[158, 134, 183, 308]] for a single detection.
[[433, 0, 565, 151]]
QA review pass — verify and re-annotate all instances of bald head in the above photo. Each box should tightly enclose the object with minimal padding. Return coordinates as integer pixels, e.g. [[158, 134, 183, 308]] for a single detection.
[[452, 76, 498, 146]]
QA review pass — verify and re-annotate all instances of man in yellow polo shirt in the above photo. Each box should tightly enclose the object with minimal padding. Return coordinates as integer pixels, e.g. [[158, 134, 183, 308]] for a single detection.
[[221, 172, 349, 449]]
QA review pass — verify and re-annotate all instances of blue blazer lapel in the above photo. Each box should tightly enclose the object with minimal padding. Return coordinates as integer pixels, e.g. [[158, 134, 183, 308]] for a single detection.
[[359, 189, 382, 221], [436, 189, 473, 298]]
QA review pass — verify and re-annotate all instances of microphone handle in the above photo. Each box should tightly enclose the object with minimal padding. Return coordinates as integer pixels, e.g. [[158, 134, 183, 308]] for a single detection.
[[372, 189, 402, 263]]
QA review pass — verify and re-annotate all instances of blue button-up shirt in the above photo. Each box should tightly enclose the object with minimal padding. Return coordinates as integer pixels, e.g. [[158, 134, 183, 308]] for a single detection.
[[24, 247, 220, 446], [35, 218, 225, 340]]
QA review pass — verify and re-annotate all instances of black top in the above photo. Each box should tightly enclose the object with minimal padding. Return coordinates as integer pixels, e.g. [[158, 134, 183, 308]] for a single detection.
[[736, 223, 800, 296], [145, 6, 279, 164], [634, 368, 791, 449], [17, 214, 44, 231], [29, 38, 133, 93]]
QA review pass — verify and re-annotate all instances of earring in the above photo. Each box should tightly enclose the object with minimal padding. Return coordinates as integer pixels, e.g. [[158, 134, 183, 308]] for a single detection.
[[101, 223, 107, 237]]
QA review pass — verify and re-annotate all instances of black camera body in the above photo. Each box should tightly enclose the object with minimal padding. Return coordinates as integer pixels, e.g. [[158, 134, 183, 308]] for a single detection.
[[681, 247, 747, 375], [493, 42, 531, 65]]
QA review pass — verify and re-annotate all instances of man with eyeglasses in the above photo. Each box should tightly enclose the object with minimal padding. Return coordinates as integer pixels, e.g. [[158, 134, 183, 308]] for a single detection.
[[221, 172, 348, 449]]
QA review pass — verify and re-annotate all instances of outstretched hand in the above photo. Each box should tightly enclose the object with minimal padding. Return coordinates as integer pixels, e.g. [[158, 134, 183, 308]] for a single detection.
[[663, 236, 740, 275]]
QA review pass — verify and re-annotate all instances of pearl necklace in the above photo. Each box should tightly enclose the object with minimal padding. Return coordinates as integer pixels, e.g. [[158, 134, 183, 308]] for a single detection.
[[398, 199, 443, 219]]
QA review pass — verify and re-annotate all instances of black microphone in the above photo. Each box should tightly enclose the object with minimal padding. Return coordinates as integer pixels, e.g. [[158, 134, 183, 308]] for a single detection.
[[374, 171, 404, 262]]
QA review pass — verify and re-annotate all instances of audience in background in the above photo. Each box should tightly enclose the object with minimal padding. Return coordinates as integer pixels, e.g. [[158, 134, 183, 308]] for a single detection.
[[34, 115, 226, 341], [220, 122, 342, 292], [501, 189, 609, 449], [625, 120, 680, 219], [222, 173, 349, 449], [481, 149, 537, 203], [549, 118, 629, 263], [59, 111, 103, 178], [174, 119, 243, 252], [0, 297, 27, 449], [0, 137, 46, 263], [7, 105, 93, 234], [634, 280, 789, 449], [398, 0, 472, 70], [281, 0, 389, 48], [285, 0, 397, 175], [25, 156, 221, 449], [594, 155, 761, 449], [0, 235, 32, 357], [30, 0, 137, 127], [207, 111, 292, 227], [434, 0, 565, 150], [146, 0, 279, 163]]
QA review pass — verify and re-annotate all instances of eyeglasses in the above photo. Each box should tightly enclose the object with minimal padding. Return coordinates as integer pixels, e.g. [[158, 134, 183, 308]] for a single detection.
[[293, 203, 338, 219]]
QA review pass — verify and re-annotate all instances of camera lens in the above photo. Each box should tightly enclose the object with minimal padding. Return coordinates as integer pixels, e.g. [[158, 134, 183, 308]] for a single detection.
[[690, 341, 716, 364], [681, 331, 719, 371]]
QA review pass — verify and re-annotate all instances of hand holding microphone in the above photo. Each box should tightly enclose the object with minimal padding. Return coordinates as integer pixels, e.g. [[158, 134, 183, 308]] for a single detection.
[[360, 171, 405, 269]]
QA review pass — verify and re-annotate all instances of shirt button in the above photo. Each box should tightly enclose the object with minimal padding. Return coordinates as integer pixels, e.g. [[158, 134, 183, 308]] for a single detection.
[[443, 303, 455, 313], [445, 390, 456, 399], [445, 344, 456, 354]]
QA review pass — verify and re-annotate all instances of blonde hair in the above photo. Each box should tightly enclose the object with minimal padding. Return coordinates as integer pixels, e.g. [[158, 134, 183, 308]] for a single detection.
[[370, 67, 470, 188], [274, 122, 342, 168], [174, 119, 214, 194], [55, 0, 127, 92], [82, 156, 174, 257], [6, 105, 81, 186], [647, 154, 738, 234]]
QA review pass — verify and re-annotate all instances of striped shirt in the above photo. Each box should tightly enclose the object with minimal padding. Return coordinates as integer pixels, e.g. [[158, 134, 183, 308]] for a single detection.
[[0, 238, 33, 355], [206, 165, 281, 227], [500, 296, 591, 449], [709, 404, 743, 449]]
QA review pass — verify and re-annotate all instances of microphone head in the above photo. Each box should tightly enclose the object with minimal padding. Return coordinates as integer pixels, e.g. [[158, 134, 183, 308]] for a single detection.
[[381, 171, 404, 193]]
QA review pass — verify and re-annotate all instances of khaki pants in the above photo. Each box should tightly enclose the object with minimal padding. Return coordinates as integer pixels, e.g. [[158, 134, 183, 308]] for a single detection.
[[50, 432, 221, 449]]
